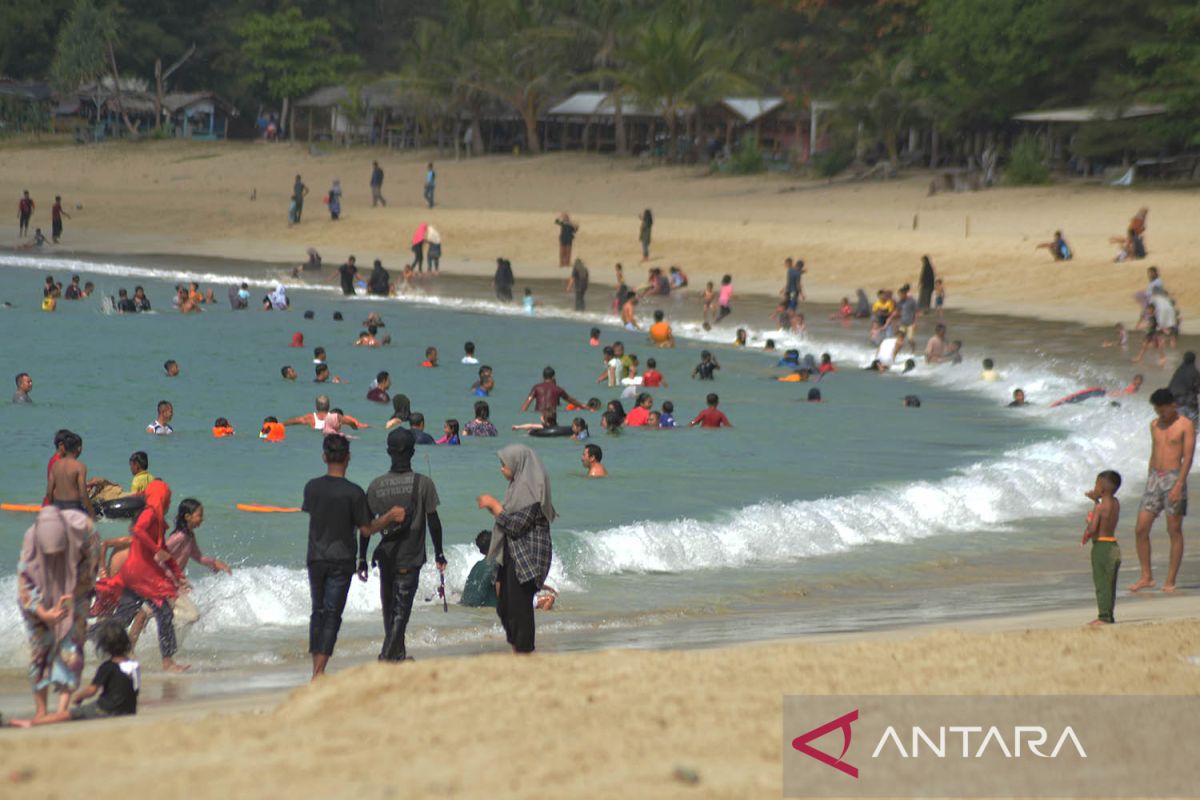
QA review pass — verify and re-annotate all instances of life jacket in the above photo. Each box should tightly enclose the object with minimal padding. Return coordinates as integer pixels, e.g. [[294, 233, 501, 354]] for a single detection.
[[259, 422, 285, 441], [212, 426, 235, 438]]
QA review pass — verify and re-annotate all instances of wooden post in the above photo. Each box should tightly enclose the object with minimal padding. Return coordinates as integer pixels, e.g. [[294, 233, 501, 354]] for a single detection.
[[307, 107, 313, 144]]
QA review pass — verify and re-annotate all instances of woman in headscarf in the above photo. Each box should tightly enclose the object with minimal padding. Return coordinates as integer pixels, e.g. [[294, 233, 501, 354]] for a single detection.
[[328, 179, 342, 220], [918, 255, 936, 311], [476, 444, 555, 653], [269, 284, 289, 311], [97, 479, 189, 672], [385, 393, 412, 430], [639, 208, 653, 261], [18, 505, 99, 720]]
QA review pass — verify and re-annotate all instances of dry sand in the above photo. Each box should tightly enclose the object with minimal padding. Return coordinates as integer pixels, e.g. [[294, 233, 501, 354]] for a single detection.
[[2, 596, 1198, 799], [2, 140, 1198, 325]]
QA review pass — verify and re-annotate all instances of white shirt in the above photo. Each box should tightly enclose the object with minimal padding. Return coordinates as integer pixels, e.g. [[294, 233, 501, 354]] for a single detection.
[[876, 337, 901, 368], [462, 355, 479, 364], [1152, 294, 1177, 329]]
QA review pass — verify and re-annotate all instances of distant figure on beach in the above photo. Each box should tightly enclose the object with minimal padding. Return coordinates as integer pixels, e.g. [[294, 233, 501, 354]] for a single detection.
[[980, 358, 1000, 382], [934, 278, 945, 319], [326, 180, 342, 221], [567, 258, 589, 311], [18, 189, 34, 237], [1081, 470, 1122, 625], [426, 224, 441, 272], [1169, 352, 1200, 422], [366, 428, 446, 661], [370, 160, 386, 207], [367, 259, 390, 296], [494, 257, 514, 302], [556, 212, 579, 267], [782, 257, 804, 312], [336, 255, 358, 296], [302, 435, 404, 679], [690, 393, 731, 428], [460, 531, 498, 608], [424, 162, 436, 208], [918, 256, 936, 310], [582, 444, 608, 477], [51, 195, 70, 243], [1110, 227, 1146, 262], [716, 274, 734, 323], [639, 209, 653, 260], [476, 444, 556, 653], [291, 175, 308, 225], [1035, 230, 1072, 261], [1008, 388, 1028, 407], [1130, 388, 1194, 594], [411, 223, 427, 272], [13, 371, 33, 403]]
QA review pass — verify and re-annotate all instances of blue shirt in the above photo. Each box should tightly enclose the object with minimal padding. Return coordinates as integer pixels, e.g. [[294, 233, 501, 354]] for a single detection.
[[412, 429, 436, 445], [659, 412, 675, 429]]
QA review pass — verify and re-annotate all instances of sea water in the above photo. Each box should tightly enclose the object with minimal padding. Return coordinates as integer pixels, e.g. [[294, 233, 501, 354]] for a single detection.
[[0, 252, 1187, 681]]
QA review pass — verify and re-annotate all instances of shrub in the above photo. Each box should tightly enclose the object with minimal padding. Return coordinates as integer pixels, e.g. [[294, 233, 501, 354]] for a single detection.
[[730, 134, 765, 175], [1005, 133, 1051, 185]]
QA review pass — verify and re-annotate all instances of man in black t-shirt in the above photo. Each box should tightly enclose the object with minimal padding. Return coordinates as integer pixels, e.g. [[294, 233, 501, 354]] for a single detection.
[[302, 435, 404, 679], [366, 428, 446, 661], [336, 256, 358, 296]]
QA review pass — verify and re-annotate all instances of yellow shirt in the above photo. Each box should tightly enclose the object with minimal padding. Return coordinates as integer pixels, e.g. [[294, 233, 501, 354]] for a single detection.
[[130, 470, 155, 494]]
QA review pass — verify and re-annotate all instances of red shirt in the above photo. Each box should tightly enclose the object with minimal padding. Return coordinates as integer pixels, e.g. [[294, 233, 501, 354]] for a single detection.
[[818, 363, 836, 374], [642, 370, 664, 387], [625, 406, 651, 426], [691, 407, 731, 428]]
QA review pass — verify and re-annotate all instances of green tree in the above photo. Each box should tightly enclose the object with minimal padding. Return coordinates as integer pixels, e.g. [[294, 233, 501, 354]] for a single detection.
[[461, 0, 578, 154], [237, 7, 360, 140], [1133, 2, 1200, 145], [839, 52, 922, 168], [51, 0, 139, 136], [612, 14, 753, 161]]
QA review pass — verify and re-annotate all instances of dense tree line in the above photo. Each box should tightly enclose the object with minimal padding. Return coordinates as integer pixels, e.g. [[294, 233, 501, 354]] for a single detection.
[[2, 0, 1196, 161]]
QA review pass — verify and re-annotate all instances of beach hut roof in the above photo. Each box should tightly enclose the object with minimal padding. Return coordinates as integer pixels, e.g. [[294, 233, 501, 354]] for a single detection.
[[163, 91, 239, 116], [0, 80, 52, 101], [545, 91, 659, 119], [1012, 104, 1167, 123], [296, 83, 409, 110], [719, 97, 785, 123]]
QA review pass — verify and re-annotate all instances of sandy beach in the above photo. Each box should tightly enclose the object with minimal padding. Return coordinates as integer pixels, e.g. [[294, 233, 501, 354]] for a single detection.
[[1, 595, 1197, 798], [3, 139, 1200, 796], [3, 140, 1199, 325]]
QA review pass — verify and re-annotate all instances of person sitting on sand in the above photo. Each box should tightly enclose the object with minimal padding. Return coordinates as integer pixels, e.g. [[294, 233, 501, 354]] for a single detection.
[[1036, 230, 1072, 261], [1111, 228, 1147, 262], [10, 621, 136, 728]]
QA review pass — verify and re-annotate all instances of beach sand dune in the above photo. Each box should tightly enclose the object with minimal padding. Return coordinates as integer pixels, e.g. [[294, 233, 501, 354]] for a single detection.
[[2, 601, 1198, 799], [3, 141, 1198, 325]]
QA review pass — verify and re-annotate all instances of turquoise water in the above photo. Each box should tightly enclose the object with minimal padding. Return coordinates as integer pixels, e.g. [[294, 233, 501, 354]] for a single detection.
[[0, 252, 1186, 676]]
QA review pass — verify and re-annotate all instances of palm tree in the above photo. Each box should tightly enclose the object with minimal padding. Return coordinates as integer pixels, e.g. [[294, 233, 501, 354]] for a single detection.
[[572, 0, 640, 154], [840, 52, 920, 169], [612, 15, 754, 161], [462, 0, 578, 154]]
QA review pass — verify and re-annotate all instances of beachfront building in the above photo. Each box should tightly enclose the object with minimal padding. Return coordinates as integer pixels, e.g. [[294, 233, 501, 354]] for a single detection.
[[162, 92, 240, 140], [543, 91, 662, 154]]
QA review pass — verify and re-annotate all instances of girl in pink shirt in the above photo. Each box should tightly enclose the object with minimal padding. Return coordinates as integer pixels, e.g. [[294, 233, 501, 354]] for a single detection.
[[716, 274, 733, 322]]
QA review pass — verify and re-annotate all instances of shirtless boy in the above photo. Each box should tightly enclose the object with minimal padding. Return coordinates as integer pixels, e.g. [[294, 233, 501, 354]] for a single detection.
[[1082, 470, 1122, 624], [1131, 388, 1194, 593], [46, 432, 94, 518]]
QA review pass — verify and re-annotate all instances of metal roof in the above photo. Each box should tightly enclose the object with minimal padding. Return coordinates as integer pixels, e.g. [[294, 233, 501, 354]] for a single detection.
[[1013, 104, 1167, 123], [545, 92, 660, 118], [719, 97, 785, 123]]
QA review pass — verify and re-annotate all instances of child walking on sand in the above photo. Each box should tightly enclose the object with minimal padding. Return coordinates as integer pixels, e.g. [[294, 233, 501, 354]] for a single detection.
[[10, 621, 138, 726], [1081, 470, 1122, 625], [701, 281, 716, 327]]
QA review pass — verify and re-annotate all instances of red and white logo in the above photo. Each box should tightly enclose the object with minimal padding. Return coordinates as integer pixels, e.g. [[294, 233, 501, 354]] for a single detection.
[[791, 709, 859, 779]]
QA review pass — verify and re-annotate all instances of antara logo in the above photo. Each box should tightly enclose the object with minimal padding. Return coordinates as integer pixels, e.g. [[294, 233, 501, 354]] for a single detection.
[[792, 709, 860, 778], [792, 710, 1088, 778]]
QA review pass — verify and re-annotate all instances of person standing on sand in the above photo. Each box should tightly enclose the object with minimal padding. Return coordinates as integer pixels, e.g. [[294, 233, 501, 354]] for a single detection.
[[1130, 388, 1194, 594], [302, 435, 404, 679], [291, 175, 308, 224], [639, 209, 653, 261], [17, 505, 99, 723], [365, 428, 446, 661], [556, 212, 578, 267], [370, 161, 386, 207], [567, 258, 589, 311], [494, 257, 514, 302], [477, 444, 555, 654], [411, 223, 427, 272], [327, 179, 342, 221], [51, 196, 70, 243], [918, 255, 936, 311], [18, 190, 35, 237], [424, 162, 436, 208]]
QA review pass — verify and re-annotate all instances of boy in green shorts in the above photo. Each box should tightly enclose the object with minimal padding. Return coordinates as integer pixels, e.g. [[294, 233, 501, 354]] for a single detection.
[[1082, 470, 1122, 625]]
